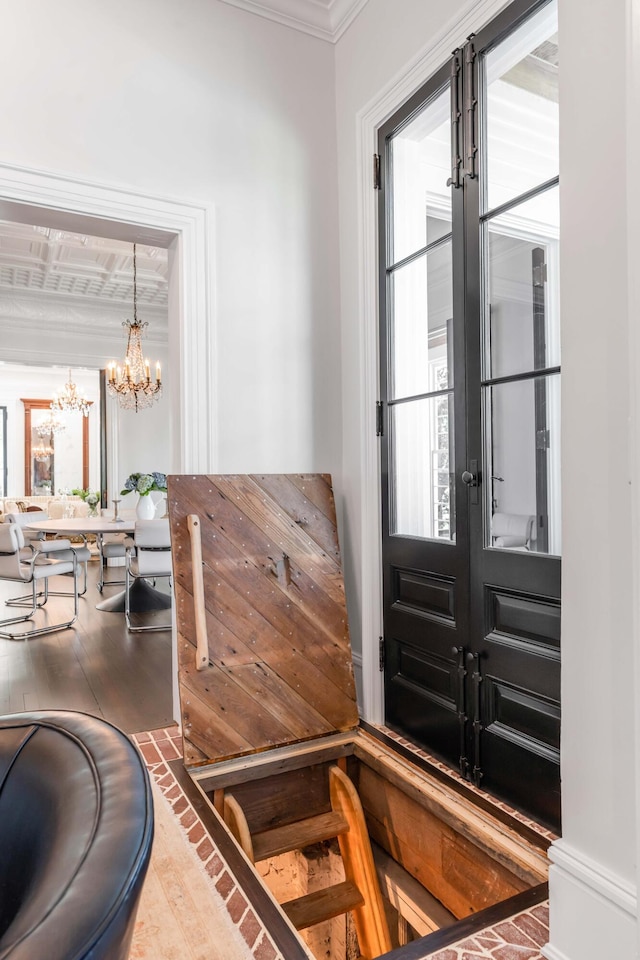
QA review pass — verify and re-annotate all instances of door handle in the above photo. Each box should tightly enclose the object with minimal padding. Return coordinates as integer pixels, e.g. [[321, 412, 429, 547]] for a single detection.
[[462, 460, 480, 504]]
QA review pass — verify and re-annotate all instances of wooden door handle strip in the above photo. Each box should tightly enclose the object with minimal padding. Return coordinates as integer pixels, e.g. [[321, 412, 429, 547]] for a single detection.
[[187, 514, 209, 671]]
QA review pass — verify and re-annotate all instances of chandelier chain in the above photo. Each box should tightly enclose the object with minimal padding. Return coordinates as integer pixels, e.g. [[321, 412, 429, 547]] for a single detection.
[[107, 242, 162, 413]]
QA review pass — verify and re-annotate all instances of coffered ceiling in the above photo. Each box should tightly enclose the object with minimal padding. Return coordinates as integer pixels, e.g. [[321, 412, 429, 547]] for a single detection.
[[0, 222, 168, 351]]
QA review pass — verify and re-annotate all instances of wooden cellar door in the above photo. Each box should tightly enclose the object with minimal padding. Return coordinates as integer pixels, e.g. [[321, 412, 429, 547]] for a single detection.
[[167, 473, 359, 766]]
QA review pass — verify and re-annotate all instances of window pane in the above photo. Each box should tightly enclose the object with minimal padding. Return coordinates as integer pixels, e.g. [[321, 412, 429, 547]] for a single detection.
[[485, 373, 560, 556], [391, 396, 455, 541], [484, 0, 558, 212], [390, 87, 451, 265], [484, 187, 559, 380], [391, 241, 452, 399]]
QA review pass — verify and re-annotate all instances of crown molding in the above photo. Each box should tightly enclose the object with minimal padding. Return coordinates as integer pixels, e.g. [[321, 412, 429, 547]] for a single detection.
[[216, 0, 369, 42]]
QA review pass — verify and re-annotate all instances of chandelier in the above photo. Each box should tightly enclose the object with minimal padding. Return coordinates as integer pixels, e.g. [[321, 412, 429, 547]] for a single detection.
[[51, 369, 91, 417], [107, 243, 162, 413], [34, 440, 54, 462], [35, 410, 66, 438]]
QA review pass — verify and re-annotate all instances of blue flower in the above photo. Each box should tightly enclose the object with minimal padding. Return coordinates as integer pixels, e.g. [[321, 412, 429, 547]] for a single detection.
[[121, 471, 168, 496]]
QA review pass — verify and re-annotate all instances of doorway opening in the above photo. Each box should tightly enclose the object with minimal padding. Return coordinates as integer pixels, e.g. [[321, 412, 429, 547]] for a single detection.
[[0, 161, 214, 732]]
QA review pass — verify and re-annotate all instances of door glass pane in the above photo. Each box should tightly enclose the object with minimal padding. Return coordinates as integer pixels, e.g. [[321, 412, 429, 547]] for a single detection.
[[484, 187, 559, 380], [391, 395, 455, 540], [484, 0, 558, 212], [391, 241, 452, 398], [390, 86, 451, 265], [485, 373, 560, 555]]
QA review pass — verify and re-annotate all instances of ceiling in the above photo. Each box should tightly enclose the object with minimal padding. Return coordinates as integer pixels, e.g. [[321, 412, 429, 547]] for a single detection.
[[0, 222, 169, 350], [0, 222, 167, 306]]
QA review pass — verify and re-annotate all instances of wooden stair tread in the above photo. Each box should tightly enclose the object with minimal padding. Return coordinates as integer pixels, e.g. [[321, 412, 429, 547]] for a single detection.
[[252, 810, 349, 861], [282, 880, 365, 930]]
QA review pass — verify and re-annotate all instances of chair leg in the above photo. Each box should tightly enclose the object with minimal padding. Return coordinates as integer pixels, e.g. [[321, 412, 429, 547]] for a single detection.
[[7, 561, 88, 603], [0, 559, 79, 640], [97, 560, 125, 593], [47, 561, 88, 598], [125, 572, 172, 633]]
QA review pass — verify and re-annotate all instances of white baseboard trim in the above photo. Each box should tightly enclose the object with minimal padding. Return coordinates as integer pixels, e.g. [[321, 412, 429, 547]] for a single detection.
[[545, 839, 637, 960], [548, 839, 637, 918], [541, 945, 571, 960]]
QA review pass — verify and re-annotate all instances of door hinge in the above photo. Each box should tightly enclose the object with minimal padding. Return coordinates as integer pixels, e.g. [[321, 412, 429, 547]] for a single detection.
[[447, 50, 462, 189], [536, 428, 550, 450], [373, 153, 381, 190], [532, 261, 548, 286], [376, 400, 384, 437], [463, 38, 477, 179], [379, 636, 385, 672]]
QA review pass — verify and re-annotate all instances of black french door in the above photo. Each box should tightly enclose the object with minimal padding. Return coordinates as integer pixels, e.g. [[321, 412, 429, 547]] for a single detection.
[[378, 0, 561, 830]]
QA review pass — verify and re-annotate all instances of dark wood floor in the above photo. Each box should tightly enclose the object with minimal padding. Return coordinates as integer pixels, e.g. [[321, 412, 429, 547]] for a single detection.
[[0, 558, 174, 734]]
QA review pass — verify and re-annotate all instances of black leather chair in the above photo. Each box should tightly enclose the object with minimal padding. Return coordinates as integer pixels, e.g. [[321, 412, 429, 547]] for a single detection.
[[0, 711, 154, 960]]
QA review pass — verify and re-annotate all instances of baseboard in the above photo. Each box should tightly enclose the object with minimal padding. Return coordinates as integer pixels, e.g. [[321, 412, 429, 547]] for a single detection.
[[545, 839, 637, 960], [549, 840, 636, 915]]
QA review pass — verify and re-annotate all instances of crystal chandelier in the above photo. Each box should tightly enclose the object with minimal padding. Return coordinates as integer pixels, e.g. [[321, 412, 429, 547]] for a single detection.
[[34, 439, 54, 462], [107, 243, 162, 413], [51, 369, 91, 417], [35, 410, 66, 438]]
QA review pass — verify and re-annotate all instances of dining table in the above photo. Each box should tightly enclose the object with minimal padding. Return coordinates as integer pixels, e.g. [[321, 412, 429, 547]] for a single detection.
[[25, 516, 172, 614]]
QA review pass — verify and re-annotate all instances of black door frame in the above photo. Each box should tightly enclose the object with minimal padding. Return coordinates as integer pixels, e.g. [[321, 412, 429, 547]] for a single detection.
[[377, 0, 561, 830]]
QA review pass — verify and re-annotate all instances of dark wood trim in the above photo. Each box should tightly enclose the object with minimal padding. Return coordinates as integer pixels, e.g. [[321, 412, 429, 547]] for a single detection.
[[21, 398, 91, 496], [377, 883, 548, 960], [359, 721, 552, 852], [168, 758, 311, 960], [99, 371, 108, 507], [170, 754, 549, 960]]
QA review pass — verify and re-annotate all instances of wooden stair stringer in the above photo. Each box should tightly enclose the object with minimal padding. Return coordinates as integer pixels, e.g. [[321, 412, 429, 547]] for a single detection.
[[222, 764, 392, 959]]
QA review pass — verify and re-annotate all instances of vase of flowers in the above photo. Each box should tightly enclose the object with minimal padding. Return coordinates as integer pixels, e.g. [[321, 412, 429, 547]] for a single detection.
[[121, 472, 168, 520], [72, 487, 100, 517]]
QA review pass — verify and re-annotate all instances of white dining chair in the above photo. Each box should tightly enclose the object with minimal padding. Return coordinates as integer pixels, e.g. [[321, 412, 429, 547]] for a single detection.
[[96, 534, 130, 592], [0, 523, 79, 639], [2, 512, 91, 598], [124, 519, 172, 633]]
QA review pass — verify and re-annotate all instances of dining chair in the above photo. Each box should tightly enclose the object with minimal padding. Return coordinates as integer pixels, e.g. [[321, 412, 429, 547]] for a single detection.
[[125, 519, 172, 632], [2, 512, 91, 598], [0, 523, 79, 639], [96, 534, 129, 592]]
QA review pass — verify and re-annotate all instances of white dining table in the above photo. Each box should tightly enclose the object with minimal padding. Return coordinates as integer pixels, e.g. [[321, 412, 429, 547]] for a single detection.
[[26, 517, 136, 538], [25, 516, 171, 614]]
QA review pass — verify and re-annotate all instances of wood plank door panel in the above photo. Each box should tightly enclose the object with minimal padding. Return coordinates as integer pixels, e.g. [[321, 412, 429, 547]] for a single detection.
[[168, 474, 359, 767]]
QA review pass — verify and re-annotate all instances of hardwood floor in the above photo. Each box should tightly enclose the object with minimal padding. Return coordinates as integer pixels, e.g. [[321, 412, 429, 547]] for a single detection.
[[0, 557, 174, 734]]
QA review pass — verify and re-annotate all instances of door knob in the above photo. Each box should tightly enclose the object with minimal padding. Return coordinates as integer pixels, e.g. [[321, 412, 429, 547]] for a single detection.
[[461, 470, 477, 486]]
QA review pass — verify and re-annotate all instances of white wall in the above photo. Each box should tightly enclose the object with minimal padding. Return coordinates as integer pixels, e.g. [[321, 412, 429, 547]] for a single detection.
[[0, 344, 171, 505], [0, 364, 101, 496], [334, 0, 471, 693], [2, 1, 638, 957], [547, 0, 638, 957], [0, 0, 342, 480]]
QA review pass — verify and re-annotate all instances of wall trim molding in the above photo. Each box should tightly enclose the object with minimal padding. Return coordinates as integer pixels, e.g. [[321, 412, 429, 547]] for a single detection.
[[354, 0, 512, 723], [0, 160, 217, 475], [541, 946, 570, 960], [548, 839, 637, 918], [217, 0, 369, 42]]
